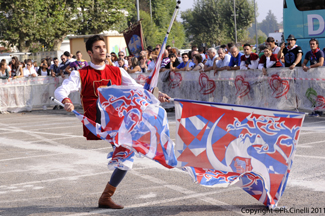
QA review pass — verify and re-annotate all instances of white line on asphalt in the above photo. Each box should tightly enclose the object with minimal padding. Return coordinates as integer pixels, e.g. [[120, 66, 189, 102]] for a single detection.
[[298, 140, 325, 147], [295, 154, 325, 160], [0, 128, 81, 138], [302, 120, 325, 125], [0, 196, 62, 203]]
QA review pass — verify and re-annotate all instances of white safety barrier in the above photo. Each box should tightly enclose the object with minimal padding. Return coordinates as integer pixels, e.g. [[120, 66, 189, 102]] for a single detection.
[[1, 67, 325, 112]]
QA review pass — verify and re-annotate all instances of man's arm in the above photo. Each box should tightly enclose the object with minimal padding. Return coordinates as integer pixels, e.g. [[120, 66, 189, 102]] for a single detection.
[[54, 70, 81, 103], [65, 65, 72, 74], [289, 53, 302, 70]]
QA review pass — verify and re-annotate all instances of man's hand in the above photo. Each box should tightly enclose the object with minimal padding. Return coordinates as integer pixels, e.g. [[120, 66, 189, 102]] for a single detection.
[[302, 65, 309, 72], [64, 103, 74, 112], [289, 64, 295, 70], [262, 68, 267, 76], [158, 92, 170, 103]]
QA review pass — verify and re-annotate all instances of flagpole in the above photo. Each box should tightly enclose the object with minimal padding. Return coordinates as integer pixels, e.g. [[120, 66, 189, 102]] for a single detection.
[[144, 1, 181, 91]]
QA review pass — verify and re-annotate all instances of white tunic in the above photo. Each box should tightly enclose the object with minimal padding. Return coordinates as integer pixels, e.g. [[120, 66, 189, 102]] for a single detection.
[[54, 62, 143, 102]]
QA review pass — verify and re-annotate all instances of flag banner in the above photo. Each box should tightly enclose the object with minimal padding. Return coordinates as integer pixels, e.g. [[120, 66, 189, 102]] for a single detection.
[[123, 21, 145, 57], [174, 99, 305, 207], [74, 85, 177, 169]]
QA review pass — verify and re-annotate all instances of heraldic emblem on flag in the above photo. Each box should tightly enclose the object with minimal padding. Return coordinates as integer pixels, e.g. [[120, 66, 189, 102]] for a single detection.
[[74, 85, 177, 170], [174, 99, 305, 207]]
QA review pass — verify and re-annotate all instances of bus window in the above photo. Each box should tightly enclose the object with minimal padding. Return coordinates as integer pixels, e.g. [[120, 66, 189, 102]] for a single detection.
[[294, 0, 325, 11]]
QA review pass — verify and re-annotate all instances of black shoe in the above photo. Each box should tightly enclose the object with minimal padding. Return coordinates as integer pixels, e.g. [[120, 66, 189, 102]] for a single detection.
[[59, 106, 64, 109], [53, 105, 58, 110]]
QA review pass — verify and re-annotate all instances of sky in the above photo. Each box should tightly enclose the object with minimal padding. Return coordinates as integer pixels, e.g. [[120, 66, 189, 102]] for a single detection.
[[177, 0, 283, 23]]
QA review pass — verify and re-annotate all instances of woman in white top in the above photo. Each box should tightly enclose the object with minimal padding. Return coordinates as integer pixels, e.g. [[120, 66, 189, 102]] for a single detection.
[[37, 59, 50, 76], [186, 54, 204, 71], [23, 60, 37, 77], [10, 56, 24, 79]]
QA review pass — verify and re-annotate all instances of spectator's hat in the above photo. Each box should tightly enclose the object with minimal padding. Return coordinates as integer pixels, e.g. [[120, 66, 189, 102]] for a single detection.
[[286, 34, 296, 41]]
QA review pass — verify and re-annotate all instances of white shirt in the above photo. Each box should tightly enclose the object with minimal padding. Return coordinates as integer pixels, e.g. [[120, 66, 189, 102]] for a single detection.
[[240, 55, 259, 70], [258, 57, 276, 70], [205, 54, 218, 67], [54, 62, 142, 102], [200, 53, 206, 62], [39, 68, 48, 76], [147, 60, 156, 72], [272, 46, 280, 55], [114, 59, 128, 67], [23, 68, 38, 77], [215, 54, 231, 68]]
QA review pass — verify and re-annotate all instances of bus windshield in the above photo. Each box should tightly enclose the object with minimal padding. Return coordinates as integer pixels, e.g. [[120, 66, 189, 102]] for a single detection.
[[294, 0, 325, 11]]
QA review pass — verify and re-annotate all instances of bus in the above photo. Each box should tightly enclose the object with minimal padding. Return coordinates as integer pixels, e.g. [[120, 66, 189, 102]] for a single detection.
[[283, 0, 325, 61]]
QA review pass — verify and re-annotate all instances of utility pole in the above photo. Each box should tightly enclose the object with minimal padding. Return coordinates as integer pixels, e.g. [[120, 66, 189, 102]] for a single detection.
[[150, 0, 152, 22], [254, 0, 258, 53], [233, 0, 238, 44], [137, 0, 140, 21]]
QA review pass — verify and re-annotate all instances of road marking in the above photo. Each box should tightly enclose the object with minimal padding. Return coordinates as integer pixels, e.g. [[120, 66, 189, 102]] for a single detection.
[[302, 120, 325, 125], [295, 154, 325, 160], [0, 196, 61, 204], [298, 140, 325, 147], [138, 192, 157, 199]]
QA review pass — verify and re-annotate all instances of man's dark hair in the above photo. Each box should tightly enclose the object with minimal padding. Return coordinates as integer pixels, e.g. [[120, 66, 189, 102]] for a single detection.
[[166, 45, 171, 49], [266, 37, 275, 43], [72, 55, 76, 59], [76, 51, 81, 55], [198, 47, 204, 53], [227, 43, 234, 48], [182, 53, 189, 58], [86, 35, 105, 52], [53, 57, 58, 61], [63, 51, 70, 58], [243, 43, 251, 48], [220, 44, 227, 49], [168, 53, 176, 58], [192, 45, 198, 50]]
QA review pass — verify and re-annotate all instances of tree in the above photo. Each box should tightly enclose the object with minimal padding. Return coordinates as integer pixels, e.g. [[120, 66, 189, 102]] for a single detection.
[[259, 10, 278, 36]]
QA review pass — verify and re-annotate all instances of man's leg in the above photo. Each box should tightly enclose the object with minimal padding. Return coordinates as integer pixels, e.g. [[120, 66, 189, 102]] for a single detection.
[[98, 168, 127, 209]]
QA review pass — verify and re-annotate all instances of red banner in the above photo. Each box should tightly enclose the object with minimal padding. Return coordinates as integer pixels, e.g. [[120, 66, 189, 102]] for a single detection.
[[123, 22, 145, 57]]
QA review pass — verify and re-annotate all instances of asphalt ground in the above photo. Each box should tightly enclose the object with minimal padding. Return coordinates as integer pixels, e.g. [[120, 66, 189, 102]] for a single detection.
[[0, 107, 325, 216]]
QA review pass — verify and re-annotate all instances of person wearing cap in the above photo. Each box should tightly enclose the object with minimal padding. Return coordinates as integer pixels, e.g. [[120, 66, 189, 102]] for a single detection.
[[302, 38, 324, 72], [278, 34, 303, 69]]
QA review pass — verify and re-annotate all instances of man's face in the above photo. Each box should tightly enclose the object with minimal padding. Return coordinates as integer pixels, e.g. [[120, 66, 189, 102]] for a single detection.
[[88, 40, 107, 63], [118, 52, 125, 59], [208, 50, 215, 59], [76, 53, 82, 60], [61, 56, 67, 63], [182, 55, 189, 63], [218, 51, 225, 59], [1, 63, 6, 69], [230, 48, 238, 58], [54, 59, 59, 66], [287, 39, 296, 47], [243, 46, 251, 55], [310, 41, 318, 50]]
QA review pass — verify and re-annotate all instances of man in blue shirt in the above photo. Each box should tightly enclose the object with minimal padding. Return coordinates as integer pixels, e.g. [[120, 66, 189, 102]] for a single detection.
[[173, 53, 195, 71], [227, 46, 243, 70]]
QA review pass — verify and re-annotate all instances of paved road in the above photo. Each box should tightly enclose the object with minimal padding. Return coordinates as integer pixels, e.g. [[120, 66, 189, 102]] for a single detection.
[[0, 108, 325, 216]]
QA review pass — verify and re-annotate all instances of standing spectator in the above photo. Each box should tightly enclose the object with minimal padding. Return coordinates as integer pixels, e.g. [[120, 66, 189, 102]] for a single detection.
[[278, 34, 303, 69], [226, 43, 234, 54], [191, 50, 199, 60], [214, 48, 231, 74], [47, 57, 53, 68], [166, 45, 172, 54], [33, 61, 39, 72], [191, 45, 198, 51], [117, 58, 128, 70], [173, 53, 195, 72], [105, 53, 114, 66], [186, 54, 204, 71], [155, 44, 161, 53], [23, 60, 37, 77], [66, 51, 89, 72], [240, 44, 259, 70], [147, 50, 159, 73], [10, 57, 24, 78], [37, 59, 51, 76], [59, 55, 69, 78], [0, 59, 10, 79], [227, 46, 243, 70], [198, 47, 206, 62], [258, 46, 283, 76], [51, 57, 61, 77], [265, 37, 280, 54], [138, 55, 148, 73], [258, 45, 267, 58], [127, 57, 141, 73], [114, 51, 128, 67], [302, 38, 324, 72], [201, 48, 218, 72], [111, 52, 118, 63], [162, 53, 180, 72], [147, 46, 153, 61], [160, 50, 170, 70], [140, 50, 150, 66]]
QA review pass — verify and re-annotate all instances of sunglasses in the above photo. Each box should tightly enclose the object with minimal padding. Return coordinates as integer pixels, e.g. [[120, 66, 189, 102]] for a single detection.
[[106, 55, 110, 58]]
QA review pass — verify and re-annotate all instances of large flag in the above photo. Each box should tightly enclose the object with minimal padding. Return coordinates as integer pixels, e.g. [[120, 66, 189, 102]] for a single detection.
[[123, 21, 145, 57], [74, 85, 177, 169], [174, 99, 305, 207]]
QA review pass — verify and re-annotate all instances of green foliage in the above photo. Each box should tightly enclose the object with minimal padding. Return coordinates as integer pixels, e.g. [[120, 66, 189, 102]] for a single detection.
[[259, 10, 278, 36]]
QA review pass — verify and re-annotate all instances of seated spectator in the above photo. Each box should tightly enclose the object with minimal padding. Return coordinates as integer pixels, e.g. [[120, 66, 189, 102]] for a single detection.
[[162, 53, 180, 72], [127, 57, 141, 73], [37, 59, 50, 76], [199, 47, 206, 62], [160, 50, 170, 70], [278, 34, 303, 69], [258, 46, 283, 76], [186, 54, 204, 71], [0, 59, 9, 79], [51, 57, 61, 77], [23, 60, 37, 77], [240, 43, 259, 70], [302, 38, 324, 72], [115, 51, 128, 67], [265, 37, 280, 54], [10, 57, 24, 79], [66, 51, 89, 72], [117, 58, 128, 70], [201, 48, 218, 72], [105, 53, 114, 66], [214, 48, 231, 74], [59, 55, 69, 78], [148, 50, 159, 72], [172, 53, 195, 72], [139, 55, 148, 73], [227, 46, 243, 70]]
